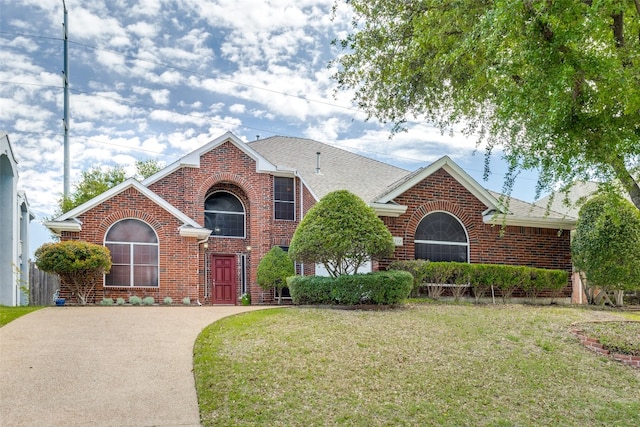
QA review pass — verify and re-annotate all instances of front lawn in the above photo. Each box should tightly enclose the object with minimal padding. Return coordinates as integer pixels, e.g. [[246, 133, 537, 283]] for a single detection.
[[194, 305, 640, 426], [0, 305, 44, 327]]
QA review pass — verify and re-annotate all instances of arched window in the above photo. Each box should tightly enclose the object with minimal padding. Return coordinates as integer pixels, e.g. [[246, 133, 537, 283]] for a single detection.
[[415, 212, 468, 262], [205, 192, 245, 237], [105, 219, 159, 287]]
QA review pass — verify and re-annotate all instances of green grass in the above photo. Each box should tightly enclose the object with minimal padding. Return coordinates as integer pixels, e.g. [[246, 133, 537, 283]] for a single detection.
[[194, 305, 640, 426], [0, 305, 44, 327], [577, 321, 640, 356]]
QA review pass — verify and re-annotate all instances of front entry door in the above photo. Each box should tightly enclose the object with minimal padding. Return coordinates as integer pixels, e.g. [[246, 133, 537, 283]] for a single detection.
[[212, 255, 236, 304]]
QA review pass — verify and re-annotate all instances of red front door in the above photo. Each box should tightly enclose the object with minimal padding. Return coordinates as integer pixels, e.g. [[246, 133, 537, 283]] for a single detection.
[[212, 255, 236, 304]]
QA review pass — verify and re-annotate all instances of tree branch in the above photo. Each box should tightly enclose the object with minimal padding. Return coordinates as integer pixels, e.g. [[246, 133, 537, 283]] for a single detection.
[[611, 155, 640, 210], [612, 12, 624, 48]]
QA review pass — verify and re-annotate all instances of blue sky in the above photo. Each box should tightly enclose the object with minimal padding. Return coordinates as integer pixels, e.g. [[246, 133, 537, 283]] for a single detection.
[[1, 0, 543, 254]]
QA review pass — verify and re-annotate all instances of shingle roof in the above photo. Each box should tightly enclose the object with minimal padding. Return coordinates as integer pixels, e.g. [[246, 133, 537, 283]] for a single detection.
[[249, 136, 409, 202], [533, 181, 600, 219], [488, 191, 569, 220]]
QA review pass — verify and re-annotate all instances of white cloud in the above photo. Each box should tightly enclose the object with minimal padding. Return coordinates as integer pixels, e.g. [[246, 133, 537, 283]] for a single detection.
[[127, 21, 159, 38], [229, 104, 245, 114]]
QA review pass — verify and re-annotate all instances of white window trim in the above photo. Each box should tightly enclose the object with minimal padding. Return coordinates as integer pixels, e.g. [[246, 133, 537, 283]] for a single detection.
[[104, 218, 160, 288]]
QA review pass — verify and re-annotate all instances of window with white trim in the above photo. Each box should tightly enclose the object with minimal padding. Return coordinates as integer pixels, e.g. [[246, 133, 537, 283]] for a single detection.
[[105, 219, 159, 287], [274, 177, 295, 220], [205, 191, 245, 237], [415, 212, 468, 262]]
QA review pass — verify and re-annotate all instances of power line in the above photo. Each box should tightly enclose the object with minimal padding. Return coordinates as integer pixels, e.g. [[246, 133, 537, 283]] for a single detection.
[[0, 30, 359, 114]]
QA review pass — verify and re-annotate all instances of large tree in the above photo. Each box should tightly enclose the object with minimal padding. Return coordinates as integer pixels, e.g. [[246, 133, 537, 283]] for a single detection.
[[333, 0, 640, 208], [289, 190, 395, 277]]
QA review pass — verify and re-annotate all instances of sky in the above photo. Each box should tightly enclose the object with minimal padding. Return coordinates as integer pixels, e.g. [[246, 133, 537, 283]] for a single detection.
[[1, 0, 543, 255]]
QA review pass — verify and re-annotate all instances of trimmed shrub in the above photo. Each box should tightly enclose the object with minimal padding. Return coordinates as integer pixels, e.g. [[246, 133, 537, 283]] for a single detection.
[[142, 296, 155, 306], [257, 246, 295, 304], [129, 296, 142, 305], [34, 240, 112, 305], [287, 271, 413, 306], [163, 296, 173, 305], [388, 260, 568, 304], [100, 297, 114, 306], [116, 297, 125, 305], [389, 259, 430, 296], [182, 297, 191, 305], [287, 275, 334, 305]]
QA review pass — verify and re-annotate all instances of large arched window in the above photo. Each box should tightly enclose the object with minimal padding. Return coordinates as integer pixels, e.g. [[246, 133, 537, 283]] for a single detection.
[[105, 219, 159, 287], [205, 192, 245, 237], [415, 211, 469, 262]]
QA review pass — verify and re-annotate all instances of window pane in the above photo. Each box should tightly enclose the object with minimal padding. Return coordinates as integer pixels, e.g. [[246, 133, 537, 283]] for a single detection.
[[106, 219, 157, 243], [274, 177, 294, 202], [275, 201, 295, 220], [106, 265, 131, 287], [133, 266, 158, 287], [205, 192, 244, 212], [416, 243, 468, 262], [416, 212, 467, 242], [107, 244, 130, 264], [134, 245, 158, 265], [206, 212, 244, 237]]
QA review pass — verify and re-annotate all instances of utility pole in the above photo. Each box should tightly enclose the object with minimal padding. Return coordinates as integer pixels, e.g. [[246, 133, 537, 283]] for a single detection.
[[62, 0, 70, 198]]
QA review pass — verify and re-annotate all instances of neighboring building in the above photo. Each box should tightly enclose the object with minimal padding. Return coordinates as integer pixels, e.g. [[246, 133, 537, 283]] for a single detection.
[[0, 133, 33, 306], [45, 132, 575, 305]]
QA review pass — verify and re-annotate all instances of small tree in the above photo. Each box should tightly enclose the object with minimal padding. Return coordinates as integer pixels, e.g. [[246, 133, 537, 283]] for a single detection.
[[572, 195, 640, 306], [34, 241, 112, 305], [256, 246, 295, 304], [289, 190, 395, 277]]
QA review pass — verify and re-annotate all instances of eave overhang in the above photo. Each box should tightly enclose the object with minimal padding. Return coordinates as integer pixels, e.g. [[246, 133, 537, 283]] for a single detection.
[[369, 202, 408, 217]]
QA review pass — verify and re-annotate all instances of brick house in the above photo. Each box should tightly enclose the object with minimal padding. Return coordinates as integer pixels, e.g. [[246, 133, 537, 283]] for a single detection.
[[45, 132, 574, 304]]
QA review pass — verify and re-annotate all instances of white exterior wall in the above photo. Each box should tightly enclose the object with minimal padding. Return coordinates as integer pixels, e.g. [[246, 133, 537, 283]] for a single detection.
[[0, 134, 31, 306]]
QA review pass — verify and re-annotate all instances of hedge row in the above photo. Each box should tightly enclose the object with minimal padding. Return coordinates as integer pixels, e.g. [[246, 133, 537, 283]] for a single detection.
[[389, 260, 569, 302], [286, 270, 413, 305]]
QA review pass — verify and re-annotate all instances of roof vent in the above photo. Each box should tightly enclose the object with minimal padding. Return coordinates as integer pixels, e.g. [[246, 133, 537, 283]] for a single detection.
[[316, 151, 321, 174]]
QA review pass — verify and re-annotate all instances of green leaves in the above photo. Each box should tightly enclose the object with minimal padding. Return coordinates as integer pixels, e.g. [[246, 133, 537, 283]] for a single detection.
[[256, 246, 295, 291], [334, 0, 640, 207], [34, 241, 112, 304], [289, 190, 394, 277], [572, 194, 640, 293]]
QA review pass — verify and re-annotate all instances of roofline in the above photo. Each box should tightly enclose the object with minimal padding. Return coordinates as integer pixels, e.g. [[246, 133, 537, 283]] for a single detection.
[[43, 219, 82, 235], [50, 179, 203, 229], [1, 132, 18, 169], [375, 156, 501, 209], [369, 202, 408, 217], [142, 131, 278, 186], [483, 213, 576, 230]]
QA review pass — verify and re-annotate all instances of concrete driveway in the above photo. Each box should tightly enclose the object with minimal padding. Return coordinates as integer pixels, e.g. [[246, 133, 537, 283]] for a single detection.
[[0, 305, 271, 427]]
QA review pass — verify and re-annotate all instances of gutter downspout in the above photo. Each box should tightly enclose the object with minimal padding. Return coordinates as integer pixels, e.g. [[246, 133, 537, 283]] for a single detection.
[[197, 237, 209, 306]]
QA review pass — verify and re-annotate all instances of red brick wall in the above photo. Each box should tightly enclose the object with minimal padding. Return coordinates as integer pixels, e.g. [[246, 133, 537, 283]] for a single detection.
[[59, 187, 199, 304], [59, 141, 309, 305], [380, 169, 572, 294]]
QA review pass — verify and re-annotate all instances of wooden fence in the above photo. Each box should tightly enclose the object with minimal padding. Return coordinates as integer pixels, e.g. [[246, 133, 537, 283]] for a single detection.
[[29, 263, 59, 306]]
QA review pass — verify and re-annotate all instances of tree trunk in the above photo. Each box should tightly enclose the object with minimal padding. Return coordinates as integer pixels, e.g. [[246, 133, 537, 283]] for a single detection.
[[611, 156, 640, 210], [613, 290, 624, 307]]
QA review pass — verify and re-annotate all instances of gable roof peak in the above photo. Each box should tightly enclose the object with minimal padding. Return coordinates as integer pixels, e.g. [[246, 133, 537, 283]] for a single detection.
[[375, 155, 501, 210]]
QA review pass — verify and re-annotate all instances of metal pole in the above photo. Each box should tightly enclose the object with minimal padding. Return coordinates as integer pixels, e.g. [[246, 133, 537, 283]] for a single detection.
[[62, 0, 70, 198]]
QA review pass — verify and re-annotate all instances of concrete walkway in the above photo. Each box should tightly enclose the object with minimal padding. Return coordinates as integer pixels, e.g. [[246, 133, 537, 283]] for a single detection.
[[0, 305, 271, 427]]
